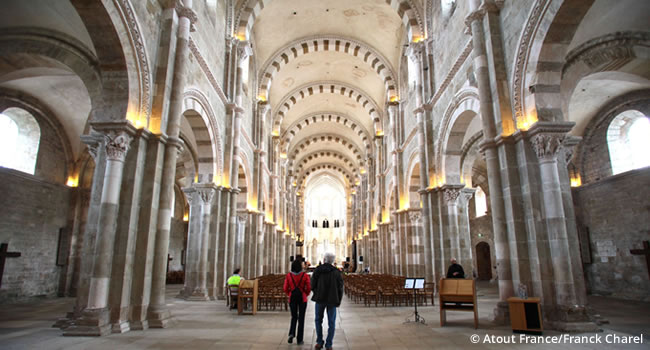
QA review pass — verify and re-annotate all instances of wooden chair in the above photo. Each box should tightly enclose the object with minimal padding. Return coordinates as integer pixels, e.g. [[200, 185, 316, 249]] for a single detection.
[[227, 285, 239, 309], [424, 282, 435, 306], [439, 278, 477, 329], [238, 279, 259, 315]]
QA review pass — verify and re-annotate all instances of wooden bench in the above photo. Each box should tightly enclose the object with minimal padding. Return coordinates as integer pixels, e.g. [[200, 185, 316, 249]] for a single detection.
[[439, 278, 477, 329]]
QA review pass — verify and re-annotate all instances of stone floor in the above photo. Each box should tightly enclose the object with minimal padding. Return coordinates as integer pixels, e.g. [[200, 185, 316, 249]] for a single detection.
[[0, 282, 648, 349]]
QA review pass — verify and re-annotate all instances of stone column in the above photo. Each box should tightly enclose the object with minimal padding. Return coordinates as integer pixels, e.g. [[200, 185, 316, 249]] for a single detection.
[[226, 189, 240, 282], [67, 132, 106, 320], [65, 128, 133, 336], [529, 123, 593, 329], [441, 185, 463, 267], [130, 134, 167, 330], [179, 184, 214, 300], [207, 185, 223, 300], [216, 187, 232, 298], [458, 188, 476, 274], [148, 1, 196, 328], [465, 0, 513, 322], [407, 210, 423, 277], [109, 128, 152, 334]]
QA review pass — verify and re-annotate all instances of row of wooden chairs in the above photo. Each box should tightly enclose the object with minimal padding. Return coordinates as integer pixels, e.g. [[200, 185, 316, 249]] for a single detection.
[[252, 274, 290, 312], [344, 274, 435, 307]]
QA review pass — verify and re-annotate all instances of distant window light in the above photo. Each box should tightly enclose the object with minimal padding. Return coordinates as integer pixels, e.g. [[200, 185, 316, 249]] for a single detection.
[[475, 186, 487, 217], [441, 0, 456, 18], [0, 109, 40, 175], [607, 110, 650, 175]]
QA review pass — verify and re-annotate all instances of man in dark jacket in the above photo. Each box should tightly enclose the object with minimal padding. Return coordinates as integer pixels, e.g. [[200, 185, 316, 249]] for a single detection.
[[446, 258, 465, 278], [311, 252, 343, 350]]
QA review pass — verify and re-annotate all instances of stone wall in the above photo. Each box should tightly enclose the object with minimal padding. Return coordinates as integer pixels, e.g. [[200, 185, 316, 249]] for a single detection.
[[0, 168, 70, 303], [573, 166, 650, 301], [469, 213, 496, 279]]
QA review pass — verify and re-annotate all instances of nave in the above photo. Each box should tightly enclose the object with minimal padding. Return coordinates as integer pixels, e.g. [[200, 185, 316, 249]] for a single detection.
[[1, 283, 648, 350]]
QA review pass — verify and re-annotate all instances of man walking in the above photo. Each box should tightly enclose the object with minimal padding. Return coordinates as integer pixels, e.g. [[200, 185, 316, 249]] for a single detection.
[[311, 252, 343, 350]]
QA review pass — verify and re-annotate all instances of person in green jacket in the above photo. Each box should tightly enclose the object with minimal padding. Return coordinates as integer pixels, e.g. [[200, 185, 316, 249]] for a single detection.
[[227, 268, 242, 309]]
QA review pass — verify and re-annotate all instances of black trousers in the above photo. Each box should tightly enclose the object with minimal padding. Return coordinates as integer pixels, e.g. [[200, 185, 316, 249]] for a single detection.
[[289, 300, 307, 342]]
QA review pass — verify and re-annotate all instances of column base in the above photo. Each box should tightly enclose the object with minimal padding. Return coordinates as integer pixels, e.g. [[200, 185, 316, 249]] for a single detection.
[[130, 320, 149, 331], [63, 308, 111, 337], [491, 301, 510, 325], [178, 287, 210, 301], [147, 305, 174, 328], [545, 304, 601, 332], [111, 321, 130, 334]]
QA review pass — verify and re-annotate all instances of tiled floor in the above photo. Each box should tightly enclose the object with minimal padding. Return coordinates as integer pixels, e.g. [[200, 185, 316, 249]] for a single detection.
[[0, 283, 648, 349]]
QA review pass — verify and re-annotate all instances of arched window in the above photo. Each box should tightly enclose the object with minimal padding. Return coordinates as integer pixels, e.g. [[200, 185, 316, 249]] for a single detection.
[[441, 0, 456, 18], [474, 186, 487, 217], [0, 108, 40, 174], [607, 110, 650, 175]]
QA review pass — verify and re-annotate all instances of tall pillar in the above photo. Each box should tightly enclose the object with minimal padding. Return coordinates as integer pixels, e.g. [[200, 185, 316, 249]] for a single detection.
[[130, 134, 166, 330], [208, 185, 223, 300], [458, 188, 476, 273], [528, 124, 593, 330], [465, 0, 513, 323], [65, 127, 133, 336], [148, 0, 196, 328], [179, 184, 214, 300], [216, 187, 232, 298]]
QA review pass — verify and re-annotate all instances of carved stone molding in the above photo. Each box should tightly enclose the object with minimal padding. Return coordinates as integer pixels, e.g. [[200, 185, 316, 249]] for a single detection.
[[442, 187, 462, 203], [236, 40, 253, 65], [114, 0, 152, 120], [562, 136, 582, 165], [531, 133, 564, 161], [408, 211, 422, 224], [105, 131, 132, 161], [563, 31, 650, 75], [511, 0, 550, 121], [188, 38, 229, 105], [196, 187, 215, 205], [81, 132, 104, 161], [175, 1, 198, 23]]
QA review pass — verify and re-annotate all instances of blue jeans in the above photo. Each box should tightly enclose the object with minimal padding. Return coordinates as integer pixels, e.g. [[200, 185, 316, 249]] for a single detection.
[[315, 303, 337, 348]]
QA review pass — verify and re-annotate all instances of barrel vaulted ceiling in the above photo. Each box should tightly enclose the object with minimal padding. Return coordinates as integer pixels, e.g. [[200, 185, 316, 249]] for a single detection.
[[247, 0, 418, 191]]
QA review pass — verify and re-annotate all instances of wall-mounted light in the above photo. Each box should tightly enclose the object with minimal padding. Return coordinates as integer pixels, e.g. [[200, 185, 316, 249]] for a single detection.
[[570, 175, 582, 187], [66, 175, 79, 188]]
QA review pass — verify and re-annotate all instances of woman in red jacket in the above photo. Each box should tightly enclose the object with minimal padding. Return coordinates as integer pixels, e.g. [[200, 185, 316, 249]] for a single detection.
[[283, 259, 311, 345]]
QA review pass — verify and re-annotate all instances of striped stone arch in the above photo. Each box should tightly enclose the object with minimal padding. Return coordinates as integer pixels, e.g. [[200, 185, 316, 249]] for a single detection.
[[290, 150, 360, 178], [301, 169, 352, 195], [258, 36, 397, 101], [281, 112, 373, 153], [435, 87, 480, 179], [297, 163, 356, 191], [183, 88, 224, 179], [289, 134, 365, 165], [273, 81, 383, 132], [234, 0, 424, 44]]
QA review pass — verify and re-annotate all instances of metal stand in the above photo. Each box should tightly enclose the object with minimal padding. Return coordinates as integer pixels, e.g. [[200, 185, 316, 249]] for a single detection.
[[404, 288, 426, 325]]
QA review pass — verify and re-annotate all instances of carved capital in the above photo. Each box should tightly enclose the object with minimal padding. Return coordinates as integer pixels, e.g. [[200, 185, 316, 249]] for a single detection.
[[236, 40, 253, 65], [175, 1, 198, 23], [562, 136, 582, 164], [197, 188, 215, 205], [464, 8, 485, 33], [408, 211, 422, 224], [406, 41, 425, 62], [105, 131, 132, 161], [531, 133, 565, 161], [81, 132, 104, 161], [442, 186, 463, 203]]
